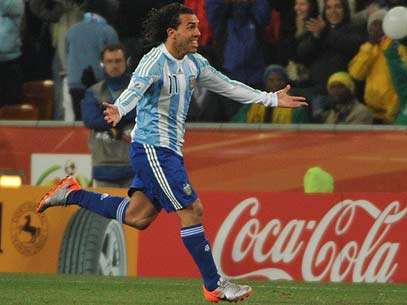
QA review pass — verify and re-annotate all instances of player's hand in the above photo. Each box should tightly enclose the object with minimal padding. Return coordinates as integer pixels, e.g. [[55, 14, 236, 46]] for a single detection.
[[276, 85, 308, 108], [103, 102, 121, 127]]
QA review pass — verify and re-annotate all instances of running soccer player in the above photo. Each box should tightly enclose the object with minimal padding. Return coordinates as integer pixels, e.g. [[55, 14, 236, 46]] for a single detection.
[[37, 3, 307, 303]]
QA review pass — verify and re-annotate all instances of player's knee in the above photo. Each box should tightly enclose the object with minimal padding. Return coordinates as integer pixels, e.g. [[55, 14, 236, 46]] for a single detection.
[[130, 218, 152, 230], [125, 212, 153, 230], [193, 201, 204, 219], [187, 200, 204, 222]]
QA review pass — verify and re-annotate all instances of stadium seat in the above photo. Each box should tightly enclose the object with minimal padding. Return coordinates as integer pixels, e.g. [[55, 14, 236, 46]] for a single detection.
[[21, 80, 54, 120], [0, 104, 40, 120]]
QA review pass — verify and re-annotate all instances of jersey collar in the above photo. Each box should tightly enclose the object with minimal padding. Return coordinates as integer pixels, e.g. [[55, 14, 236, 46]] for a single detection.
[[160, 43, 185, 64]]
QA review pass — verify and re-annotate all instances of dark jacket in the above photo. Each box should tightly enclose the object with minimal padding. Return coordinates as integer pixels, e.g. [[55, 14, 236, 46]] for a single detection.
[[296, 0, 364, 94], [205, 0, 270, 86]]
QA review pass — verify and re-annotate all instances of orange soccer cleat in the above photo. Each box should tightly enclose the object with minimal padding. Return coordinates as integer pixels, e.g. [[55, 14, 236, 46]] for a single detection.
[[36, 176, 81, 213]]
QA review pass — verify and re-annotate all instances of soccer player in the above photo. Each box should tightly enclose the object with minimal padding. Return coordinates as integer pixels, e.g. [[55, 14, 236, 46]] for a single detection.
[[36, 3, 307, 303]]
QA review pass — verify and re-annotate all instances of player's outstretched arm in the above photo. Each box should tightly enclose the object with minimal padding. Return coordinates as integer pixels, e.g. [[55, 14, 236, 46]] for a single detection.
[[103, 103, 122, 127], [276, 85, 308, 108]]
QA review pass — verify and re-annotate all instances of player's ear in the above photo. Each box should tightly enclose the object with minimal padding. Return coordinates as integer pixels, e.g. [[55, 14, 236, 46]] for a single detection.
[[167, 27, 176, 38]]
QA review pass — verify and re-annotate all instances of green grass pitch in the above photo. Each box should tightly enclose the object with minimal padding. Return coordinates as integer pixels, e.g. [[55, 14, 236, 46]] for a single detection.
[[0, 273, 406, 305]]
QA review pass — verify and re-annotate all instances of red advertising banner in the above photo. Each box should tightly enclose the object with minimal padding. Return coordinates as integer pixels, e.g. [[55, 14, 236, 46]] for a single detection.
[[2, 125, 407, 193], [137, 192, 407, 283]]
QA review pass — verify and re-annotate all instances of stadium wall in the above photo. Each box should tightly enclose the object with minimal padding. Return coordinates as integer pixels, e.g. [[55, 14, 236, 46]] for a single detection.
[[1, 123, 407, 282]]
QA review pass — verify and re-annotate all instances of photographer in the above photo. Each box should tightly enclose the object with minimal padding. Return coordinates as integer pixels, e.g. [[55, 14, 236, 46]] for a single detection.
[[81, 43, 136, 188]]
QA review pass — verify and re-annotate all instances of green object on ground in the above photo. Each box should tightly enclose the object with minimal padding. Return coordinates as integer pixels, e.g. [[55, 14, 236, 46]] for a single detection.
[[304, 166, 335, 193]]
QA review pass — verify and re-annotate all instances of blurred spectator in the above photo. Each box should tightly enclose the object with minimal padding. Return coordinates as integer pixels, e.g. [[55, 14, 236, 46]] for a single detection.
[[0, 0, 24, 107], [284, 0, 320, 84], [320, 0, 356, 11], [66, 0, 118, 120], [352, 0, 385, 25], [81, 43, 135, 188], [185, 0, 213, 48], [312, 71, 373, 124], [205, 0, 271, 89], [114, 1, 182, 70], [232, 64, 309, 123], [386, 0, 407, 7], [187, 87, 242, 122], [114, 0, 181, 40], [348, 9, 405, 123], [30, 0, 84, 120], [22, 0, 55, 81], [384, 39, 407, 124], [296, 0, 364, 97], [263, 0, 295, 65]]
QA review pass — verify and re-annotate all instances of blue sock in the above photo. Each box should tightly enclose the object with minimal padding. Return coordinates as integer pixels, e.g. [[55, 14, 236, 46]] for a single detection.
[[181, 224, 220, 291], [67, 190, 129, 224]]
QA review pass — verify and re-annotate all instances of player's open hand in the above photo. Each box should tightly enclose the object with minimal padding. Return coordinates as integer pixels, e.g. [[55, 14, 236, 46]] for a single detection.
[[103, 103, 121, 127], [276, 85, 308, 108]]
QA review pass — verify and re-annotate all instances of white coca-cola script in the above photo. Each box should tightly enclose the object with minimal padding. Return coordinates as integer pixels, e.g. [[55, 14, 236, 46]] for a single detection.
[[212, 198, 406, 283]]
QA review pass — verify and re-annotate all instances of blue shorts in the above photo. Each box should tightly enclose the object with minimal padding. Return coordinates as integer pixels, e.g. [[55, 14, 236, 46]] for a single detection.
[[128, 142, 198, 213]]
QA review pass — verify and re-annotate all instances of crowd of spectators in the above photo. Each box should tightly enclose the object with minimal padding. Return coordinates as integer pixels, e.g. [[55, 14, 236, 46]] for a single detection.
[[1, 0, 407, 125]]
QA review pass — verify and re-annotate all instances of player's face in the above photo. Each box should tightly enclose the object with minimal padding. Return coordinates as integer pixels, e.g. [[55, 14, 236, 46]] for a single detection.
[[102, 49, 126, 78], [325, 0, 344, 25], [172, 14, 201, 57]]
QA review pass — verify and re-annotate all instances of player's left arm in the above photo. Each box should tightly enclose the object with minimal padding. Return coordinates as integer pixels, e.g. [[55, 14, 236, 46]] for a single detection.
[[196, 56, 307, 108]]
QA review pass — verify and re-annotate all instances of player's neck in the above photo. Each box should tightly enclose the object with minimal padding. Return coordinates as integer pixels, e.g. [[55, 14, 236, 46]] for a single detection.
[[164, 42, 186, 60]]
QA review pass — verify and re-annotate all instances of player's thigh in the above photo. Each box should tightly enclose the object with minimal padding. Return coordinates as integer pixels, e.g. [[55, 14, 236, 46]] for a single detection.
[[130, 142, 198, 213]]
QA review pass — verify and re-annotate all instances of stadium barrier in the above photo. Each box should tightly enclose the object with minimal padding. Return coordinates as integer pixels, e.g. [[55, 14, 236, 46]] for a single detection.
[[1, 122, 407, 192], [1, 122, 406, 282]]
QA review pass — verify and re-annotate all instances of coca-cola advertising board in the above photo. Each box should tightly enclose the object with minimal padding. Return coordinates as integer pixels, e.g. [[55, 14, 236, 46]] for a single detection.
[[137, 192, 407, 283]]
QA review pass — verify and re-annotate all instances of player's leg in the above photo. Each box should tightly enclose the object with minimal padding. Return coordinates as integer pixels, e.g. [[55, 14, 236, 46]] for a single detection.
[[36, 176, 159, 230], [177, 200, 252, 303], [138, 143, 252, 302]]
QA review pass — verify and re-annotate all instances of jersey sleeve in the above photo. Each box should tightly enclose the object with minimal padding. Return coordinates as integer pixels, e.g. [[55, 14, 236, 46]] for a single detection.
[[114, 54, 158, 117], [194, 54, 277, 107]]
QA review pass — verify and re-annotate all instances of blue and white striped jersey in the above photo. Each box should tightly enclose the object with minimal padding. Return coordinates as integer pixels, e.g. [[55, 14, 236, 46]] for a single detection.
[[115, 43, 277, 155]]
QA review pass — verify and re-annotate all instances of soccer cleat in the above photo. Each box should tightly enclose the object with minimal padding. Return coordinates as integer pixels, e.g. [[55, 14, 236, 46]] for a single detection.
[[203, 278, 253, 303], [36, 176, 81, 213]]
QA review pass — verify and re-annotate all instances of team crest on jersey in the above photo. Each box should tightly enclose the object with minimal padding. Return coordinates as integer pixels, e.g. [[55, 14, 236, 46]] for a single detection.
[[183, 183, 192, 196], [189, 76, 197, 90]]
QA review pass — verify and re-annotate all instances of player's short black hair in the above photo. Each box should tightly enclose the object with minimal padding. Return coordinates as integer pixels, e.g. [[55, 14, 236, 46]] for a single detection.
[[142, 3, 195, 49], [100, 43, 127, 61]]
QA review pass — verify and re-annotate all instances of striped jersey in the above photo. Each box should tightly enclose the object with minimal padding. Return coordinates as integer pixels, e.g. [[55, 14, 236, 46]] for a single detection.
[[115, 43, 277, 155]]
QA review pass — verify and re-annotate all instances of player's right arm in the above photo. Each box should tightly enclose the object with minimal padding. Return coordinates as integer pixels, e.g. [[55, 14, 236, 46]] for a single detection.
[[103, 76, 153, 126], [104, 51, 160, 126]]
